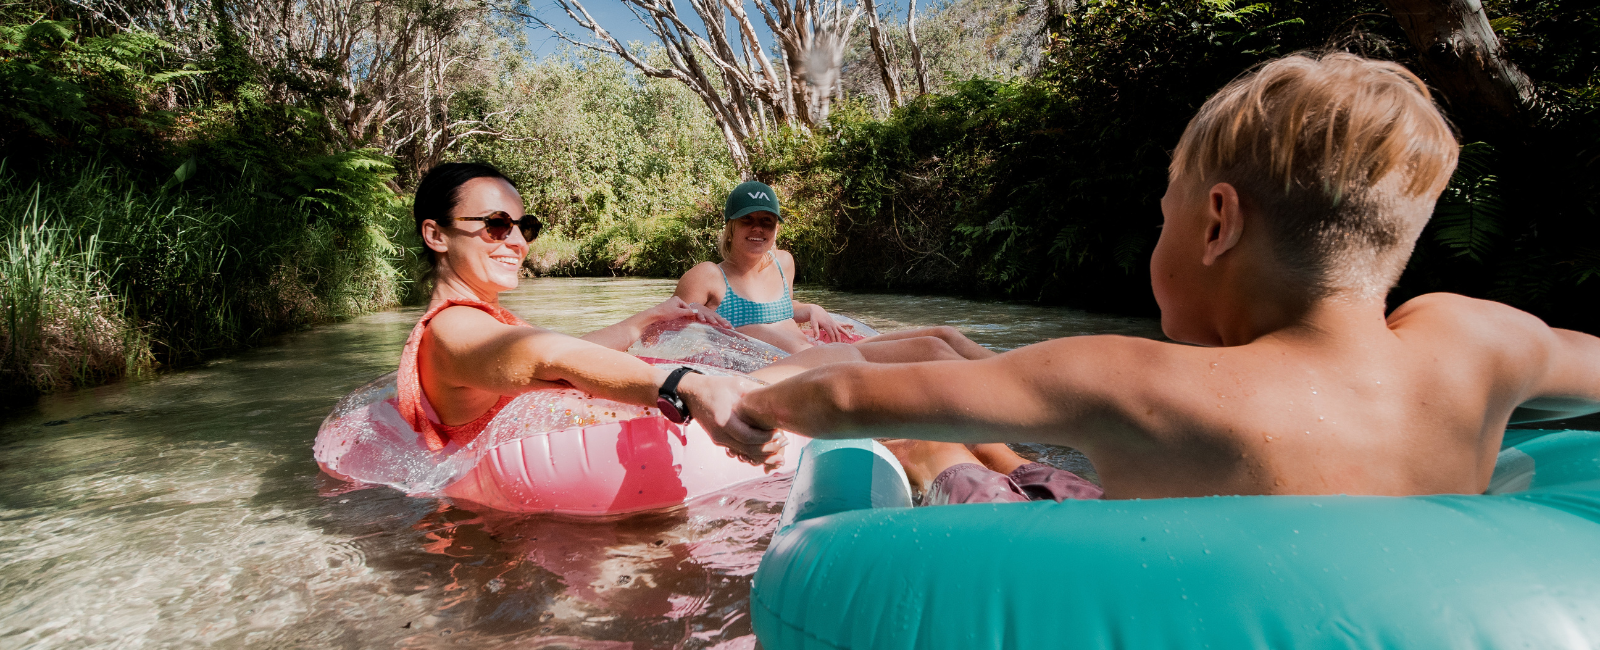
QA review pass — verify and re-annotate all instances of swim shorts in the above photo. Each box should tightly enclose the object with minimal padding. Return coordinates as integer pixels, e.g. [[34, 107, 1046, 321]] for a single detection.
[[923, 462, 1103, 505]]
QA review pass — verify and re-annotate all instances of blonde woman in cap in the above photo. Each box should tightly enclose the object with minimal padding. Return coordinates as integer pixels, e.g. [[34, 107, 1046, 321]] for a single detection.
[[673, 181, 996, 365]]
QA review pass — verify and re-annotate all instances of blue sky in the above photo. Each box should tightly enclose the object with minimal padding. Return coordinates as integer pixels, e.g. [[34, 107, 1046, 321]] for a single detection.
[[521, 0, 769, 59], [517, 0, 910, 60]]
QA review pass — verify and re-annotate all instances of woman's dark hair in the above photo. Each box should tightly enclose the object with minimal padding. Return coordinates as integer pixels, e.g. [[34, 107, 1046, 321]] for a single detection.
[[413, 162, 517, 267]]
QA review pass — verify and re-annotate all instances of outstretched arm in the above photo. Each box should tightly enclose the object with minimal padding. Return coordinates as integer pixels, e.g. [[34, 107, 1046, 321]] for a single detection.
[[580, 296, 728, 350], [429, 306, 780, 463], [1512, 327, 1600, 423], [569, 262, 733, 351], [736, 335, 1154, 448]]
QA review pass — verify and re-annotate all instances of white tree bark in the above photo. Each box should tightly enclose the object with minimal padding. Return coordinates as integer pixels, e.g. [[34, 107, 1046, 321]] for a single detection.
[[906, 0, 929, 96], [860, 0, 902, 108]]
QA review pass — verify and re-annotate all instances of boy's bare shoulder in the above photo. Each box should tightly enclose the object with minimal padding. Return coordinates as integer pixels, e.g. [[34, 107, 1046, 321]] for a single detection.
[[1388, 292, 1554, 353]]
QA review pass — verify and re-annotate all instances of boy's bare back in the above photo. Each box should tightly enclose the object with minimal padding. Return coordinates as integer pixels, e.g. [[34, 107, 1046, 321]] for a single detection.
[[971, 293, 1600, 498]]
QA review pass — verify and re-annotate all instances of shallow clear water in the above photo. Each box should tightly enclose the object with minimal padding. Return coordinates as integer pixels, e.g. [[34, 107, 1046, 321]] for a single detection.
[[0, 278, 1160, 648]]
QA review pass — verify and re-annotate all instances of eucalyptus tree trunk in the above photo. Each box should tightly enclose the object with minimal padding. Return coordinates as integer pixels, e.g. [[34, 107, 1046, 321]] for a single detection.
[[906, 0, 929, 96], [1383, 0, 1536, 135], [860, 0, 902, 108]]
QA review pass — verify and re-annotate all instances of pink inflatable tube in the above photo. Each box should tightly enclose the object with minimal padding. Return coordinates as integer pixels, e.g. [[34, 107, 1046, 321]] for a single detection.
[[441, 409, 803, 514], [314, 316, 877, 516]]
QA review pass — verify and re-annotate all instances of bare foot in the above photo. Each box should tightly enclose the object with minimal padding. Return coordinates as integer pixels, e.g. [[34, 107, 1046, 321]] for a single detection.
[[880, 439, 983, 498], [966, 443, 1031, 475]]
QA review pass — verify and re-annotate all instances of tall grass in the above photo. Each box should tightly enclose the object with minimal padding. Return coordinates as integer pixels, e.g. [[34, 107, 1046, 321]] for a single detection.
[[1, 185, 145, 392], [0, 161, 410, 396]]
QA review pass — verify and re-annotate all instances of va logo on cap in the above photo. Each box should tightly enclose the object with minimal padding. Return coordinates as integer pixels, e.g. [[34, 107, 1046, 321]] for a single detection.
[[749, 192, 771, 200]]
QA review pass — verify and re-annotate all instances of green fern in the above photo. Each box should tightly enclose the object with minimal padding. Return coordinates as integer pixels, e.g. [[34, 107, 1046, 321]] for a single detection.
[[1204, 0, 1272, 21], [1432, 142, 1505, 262]]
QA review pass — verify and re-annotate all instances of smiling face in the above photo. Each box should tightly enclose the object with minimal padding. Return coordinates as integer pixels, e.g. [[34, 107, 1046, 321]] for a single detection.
[[726, 212, 780, 258], [423, 176, 529, 297]]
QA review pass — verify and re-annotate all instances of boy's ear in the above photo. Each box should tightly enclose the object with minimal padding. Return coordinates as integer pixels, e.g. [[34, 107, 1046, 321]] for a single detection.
[[1202, 182, 1245, 266], [420, 219, 450, 255]]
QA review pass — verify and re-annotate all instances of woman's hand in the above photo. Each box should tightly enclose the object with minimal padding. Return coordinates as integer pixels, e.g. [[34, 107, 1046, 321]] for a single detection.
[[689, 302, 732, 328], [805, 304, 846, 343], [680, 374, 787, 471], [582, 296, 729, 350], [643, 296, 731, 329]]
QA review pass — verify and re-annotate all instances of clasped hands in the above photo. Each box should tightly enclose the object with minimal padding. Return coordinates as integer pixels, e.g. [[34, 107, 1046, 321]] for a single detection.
[[641, 297, 785, 469], [674, 372, 787, 471]]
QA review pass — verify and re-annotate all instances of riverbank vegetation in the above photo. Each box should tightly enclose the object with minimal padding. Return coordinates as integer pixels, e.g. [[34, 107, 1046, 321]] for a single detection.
[[4, 0, 1596, 399], [1, 2, 439, 397]]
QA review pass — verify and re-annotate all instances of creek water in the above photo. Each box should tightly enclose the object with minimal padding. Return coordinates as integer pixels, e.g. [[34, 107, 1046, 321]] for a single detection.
[[0, 277, 1161, 648]]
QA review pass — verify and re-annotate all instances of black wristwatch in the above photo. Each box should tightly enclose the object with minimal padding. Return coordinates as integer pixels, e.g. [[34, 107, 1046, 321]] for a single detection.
[[656, 366, 703, 424]]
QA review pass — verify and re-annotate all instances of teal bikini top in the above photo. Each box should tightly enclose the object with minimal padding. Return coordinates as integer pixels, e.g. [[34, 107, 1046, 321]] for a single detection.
[[716, 251, 794, 328]]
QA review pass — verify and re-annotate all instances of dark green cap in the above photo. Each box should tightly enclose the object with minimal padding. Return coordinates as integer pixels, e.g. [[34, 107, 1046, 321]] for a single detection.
[[724, 180, 782, 221]]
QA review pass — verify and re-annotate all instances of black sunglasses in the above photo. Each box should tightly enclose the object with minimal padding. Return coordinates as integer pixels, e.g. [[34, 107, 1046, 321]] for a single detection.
[[454, 211, 542, 242]]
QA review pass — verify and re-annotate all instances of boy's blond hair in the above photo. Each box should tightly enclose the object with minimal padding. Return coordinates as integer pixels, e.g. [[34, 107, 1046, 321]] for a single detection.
[[1170, 52, 1459, 298]]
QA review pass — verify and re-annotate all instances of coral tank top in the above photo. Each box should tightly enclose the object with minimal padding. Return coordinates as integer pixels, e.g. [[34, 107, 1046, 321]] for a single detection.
[[396, 298, 531, 451]]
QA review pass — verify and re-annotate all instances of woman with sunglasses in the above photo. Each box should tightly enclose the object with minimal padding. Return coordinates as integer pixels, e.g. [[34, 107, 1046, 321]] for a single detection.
[[673, 181, 997, 361], [401, 163, 780, 467]]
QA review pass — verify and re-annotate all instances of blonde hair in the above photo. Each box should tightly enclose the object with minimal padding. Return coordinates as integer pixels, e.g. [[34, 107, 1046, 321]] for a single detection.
[[1170, 52, 1459, 297]]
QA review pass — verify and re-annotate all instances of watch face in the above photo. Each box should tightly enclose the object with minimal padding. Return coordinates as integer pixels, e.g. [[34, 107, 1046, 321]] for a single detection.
[[656, 396, 686, 424]]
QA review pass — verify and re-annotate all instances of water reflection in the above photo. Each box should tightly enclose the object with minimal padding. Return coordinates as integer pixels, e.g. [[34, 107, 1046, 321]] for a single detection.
[[0, 277, 1158, 647]]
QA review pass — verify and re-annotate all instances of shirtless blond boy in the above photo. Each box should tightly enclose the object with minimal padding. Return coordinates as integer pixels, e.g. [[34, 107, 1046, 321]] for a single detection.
[[732, 52, 1600, 501]]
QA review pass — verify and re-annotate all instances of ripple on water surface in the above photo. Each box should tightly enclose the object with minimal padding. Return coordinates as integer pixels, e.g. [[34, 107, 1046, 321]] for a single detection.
[[0, 277, 1157, 647]]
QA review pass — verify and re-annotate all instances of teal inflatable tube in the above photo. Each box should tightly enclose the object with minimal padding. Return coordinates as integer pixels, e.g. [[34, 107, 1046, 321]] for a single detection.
[[751, 432, 1600, 649]]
